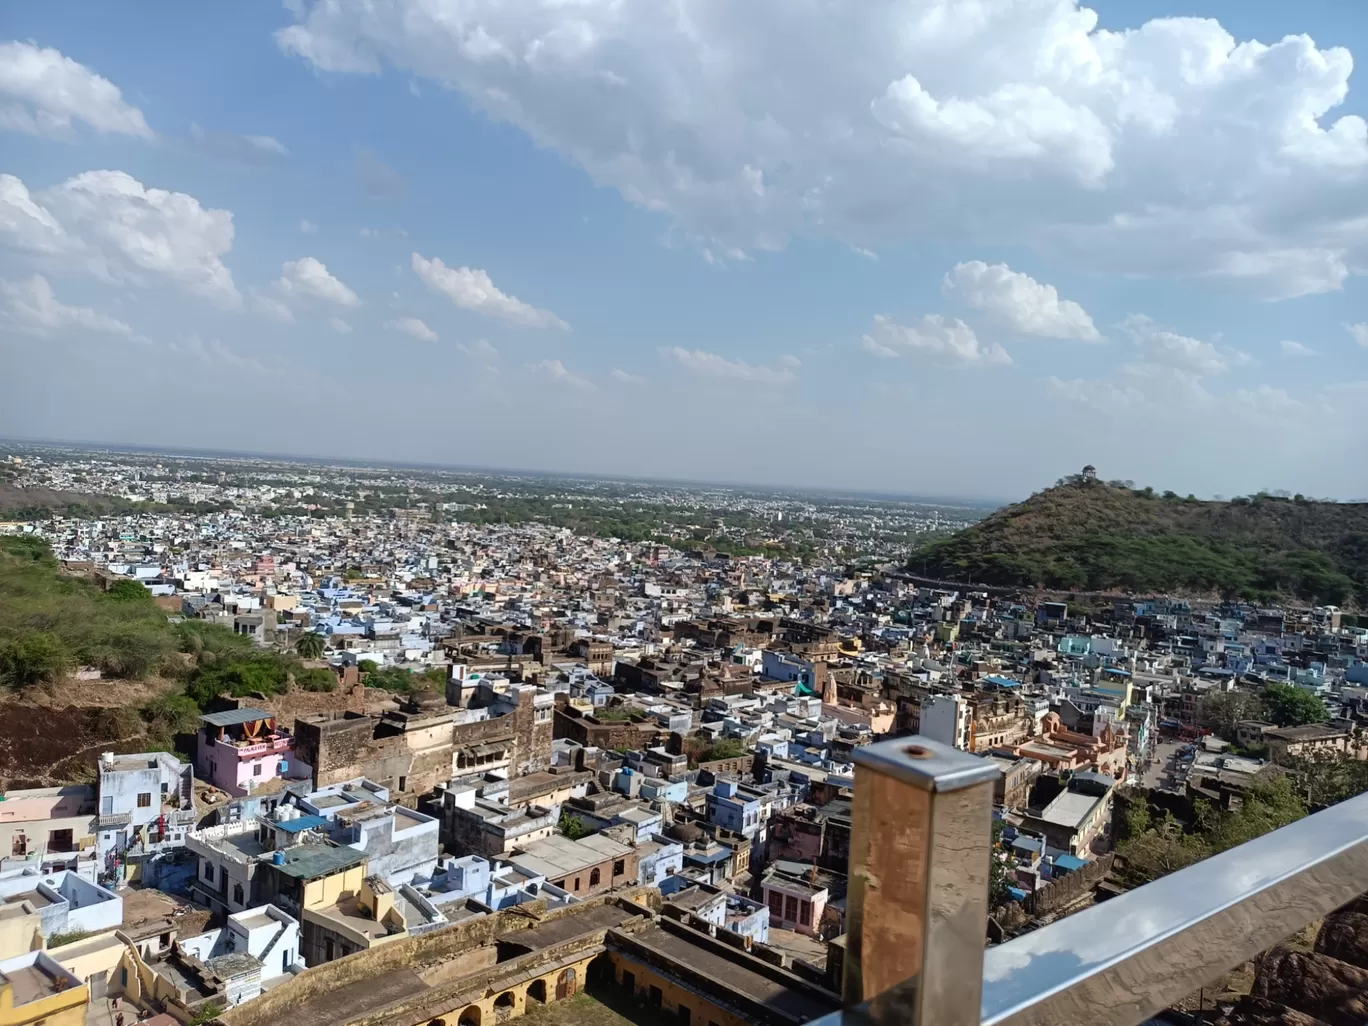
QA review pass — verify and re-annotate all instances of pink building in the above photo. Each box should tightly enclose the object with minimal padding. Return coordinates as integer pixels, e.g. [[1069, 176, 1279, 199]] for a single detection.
[[196, 708, 312, 797], [761, 866, 830, 937]]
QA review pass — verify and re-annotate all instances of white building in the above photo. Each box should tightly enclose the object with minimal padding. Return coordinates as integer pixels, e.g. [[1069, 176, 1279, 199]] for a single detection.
[[920, 693, 972, 751], [96, 752, 196, 883], [180, 904, 304, 986]]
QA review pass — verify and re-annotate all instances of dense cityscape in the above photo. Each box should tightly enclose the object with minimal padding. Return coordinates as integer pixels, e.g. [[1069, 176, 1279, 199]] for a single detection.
[[1, 443, 1366, 1026]]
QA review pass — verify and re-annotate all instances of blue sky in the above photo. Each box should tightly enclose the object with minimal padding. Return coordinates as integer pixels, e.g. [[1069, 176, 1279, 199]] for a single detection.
[[1, 0, 1366, 501]]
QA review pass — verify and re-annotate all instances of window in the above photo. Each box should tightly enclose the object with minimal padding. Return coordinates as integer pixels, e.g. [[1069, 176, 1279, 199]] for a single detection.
[[784, 895, 799, 922], [48, 829, 74, 853], [398, 776, 407, 792], [253, 763, 263, 776], [613, 859, 625, 876], [799, 900, 812, 926], [574, 877, 581, 891], [161, 782, 169, 794], [204, 863, 216, 882], [233, 883, 244, 906], [137, 792, 152, 808], [589, 868, 601, 887], [768, 892, 783, 917]]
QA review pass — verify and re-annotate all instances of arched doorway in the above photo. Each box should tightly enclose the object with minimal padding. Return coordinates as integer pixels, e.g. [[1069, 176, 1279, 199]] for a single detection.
[[528, 979, 547, 1004], [494, 991, 516, 1020], [458, 1006, 481, 1026], [587, 953, 613, 989], [556, 967, 578, 1000]]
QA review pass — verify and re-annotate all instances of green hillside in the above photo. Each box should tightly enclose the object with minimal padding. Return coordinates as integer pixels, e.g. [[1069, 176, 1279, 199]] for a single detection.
[[910, 480, 1368, 606]]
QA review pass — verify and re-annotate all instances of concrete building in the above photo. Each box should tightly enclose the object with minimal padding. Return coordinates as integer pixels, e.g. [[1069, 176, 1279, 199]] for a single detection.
[[0, 788, 98, 881], [920, 693, 972, 750], [179, 904, 303, 985], [0, 871, 121, 943], [196, 710, 311, 799], [95, 752, 196, 882], [507, 834, 638, 899], [0, 950, 88, 1026]]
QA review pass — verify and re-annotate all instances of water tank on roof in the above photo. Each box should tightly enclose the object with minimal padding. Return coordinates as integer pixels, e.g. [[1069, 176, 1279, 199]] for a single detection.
[[273, 851, 286, 865]]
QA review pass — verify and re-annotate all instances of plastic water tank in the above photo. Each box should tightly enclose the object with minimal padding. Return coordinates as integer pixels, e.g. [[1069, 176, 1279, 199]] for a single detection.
[[273, 850, 286, 865]]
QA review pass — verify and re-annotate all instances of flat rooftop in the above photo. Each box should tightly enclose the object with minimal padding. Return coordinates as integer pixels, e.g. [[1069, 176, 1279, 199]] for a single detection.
[[1037, 791, 1102, 830], [272, 844, 367, 880], [5, 891, 51, 910], [497, 903, 634, 952], [1, 964, 73, 1006], [624, 924, 836, 1023], [201, 708, 274, 728]]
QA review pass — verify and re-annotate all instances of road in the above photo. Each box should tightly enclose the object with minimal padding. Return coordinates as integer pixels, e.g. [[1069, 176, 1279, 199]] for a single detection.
[[1139, 739, 1185, 791]]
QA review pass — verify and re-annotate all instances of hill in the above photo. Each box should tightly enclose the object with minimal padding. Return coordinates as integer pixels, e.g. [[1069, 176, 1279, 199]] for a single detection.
[[910, 479, 1368, 606]]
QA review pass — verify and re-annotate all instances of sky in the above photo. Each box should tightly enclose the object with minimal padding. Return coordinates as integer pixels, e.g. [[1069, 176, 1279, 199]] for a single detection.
[[1, 0, 1366, 502]]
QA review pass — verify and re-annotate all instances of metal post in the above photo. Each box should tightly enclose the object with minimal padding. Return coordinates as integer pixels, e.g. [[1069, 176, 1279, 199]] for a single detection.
[[842, 735, 1001, 1026]]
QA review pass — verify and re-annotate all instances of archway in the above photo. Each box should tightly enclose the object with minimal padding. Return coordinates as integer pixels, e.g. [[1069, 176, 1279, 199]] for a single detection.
[[556, 967, 578, 1000], [494, 991, 516, 1019], [528, 979, 547, 1004], [587, 953, 613, 989], [458, 1006, 481, 1026]]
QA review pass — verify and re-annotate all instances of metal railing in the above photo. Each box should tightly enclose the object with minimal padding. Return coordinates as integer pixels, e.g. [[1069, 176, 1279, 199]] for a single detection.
[[809, 735, 1368, 1026]]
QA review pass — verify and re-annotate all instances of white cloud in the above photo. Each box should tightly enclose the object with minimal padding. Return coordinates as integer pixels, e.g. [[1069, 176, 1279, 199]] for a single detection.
[[610, 368, 645, 384], [661, 346, 799, 384], [328, 316, 353, 334], [0, 274, 131, 336], [0, 41, 152, 140], [943, 261, 1099, 341], [250, 289, 294, 324], [167, 333, 269, 376], [387, 316, 438, 341], [0, 170, 238, 304], [1347, 323, 1368, 348], [412, 252, 568, 329], [299, 219, 318, 235], [1122, 315, 1243, 375], [458, 338, 498, 364], [527, 358, 593, 390], [189, 122, 289, 163], [360, 227, 408, 239], [1279, 339, 1315, 357], [279, 2, 1368, 299], [860, 314, 1011, 366], [276, 257, 359, 307]]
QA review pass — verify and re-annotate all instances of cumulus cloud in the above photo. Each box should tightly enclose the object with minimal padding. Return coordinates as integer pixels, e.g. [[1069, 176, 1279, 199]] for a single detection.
[[1122, 315, 1244, 375], [661, 346, 799, 384], [860, 314, 1011, 366], [0, 274, 132, 336], [1347, 323, 1368, 348], [943, 261, 1099, 341], [328, 316, 353, 334], [412, 252, 568, 329], [0, 41, 152, 140], [527, 358, 593, 389], [300, 219, 318, 235], [1279, 339, 1315, 357], [386, 316, 437, 340], [610, 368, 645, 384], [278, 1, 1368, 299], [276, 257, 359, 307], [0, 170, 238, 304]]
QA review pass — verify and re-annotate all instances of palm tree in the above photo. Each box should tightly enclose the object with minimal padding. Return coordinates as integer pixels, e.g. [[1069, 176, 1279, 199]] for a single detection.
[[295, 632, 326, 660]]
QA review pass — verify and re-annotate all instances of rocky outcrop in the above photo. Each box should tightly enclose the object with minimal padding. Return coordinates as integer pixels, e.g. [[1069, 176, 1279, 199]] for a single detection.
[[1314, 911, 1368, 971], [1250, 949, 1368, 1026], [1224, 995, 1330, 1026]]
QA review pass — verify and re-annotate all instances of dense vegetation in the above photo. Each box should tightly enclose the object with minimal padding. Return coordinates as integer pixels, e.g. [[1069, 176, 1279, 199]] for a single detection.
[[911, 479, 1368, 605], [0, 537, 340, 718], [1116, 777, 1307, 887]]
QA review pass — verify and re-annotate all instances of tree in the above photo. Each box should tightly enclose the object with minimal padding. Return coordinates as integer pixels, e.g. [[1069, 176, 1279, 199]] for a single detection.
[[295, 632, 326, 660], [1198, 689, 1263, 738], [1290, 749, 1368, 807], [0, 632, 70, 688], [558, 810, 590, 840], [357, 659, 379, 673], [989, 818, 1012, 909], [1261, 682, 1327, 727], [105, 578, 150, 602]]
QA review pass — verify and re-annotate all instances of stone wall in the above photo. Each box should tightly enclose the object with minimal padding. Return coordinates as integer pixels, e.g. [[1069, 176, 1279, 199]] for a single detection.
[[1022, 853, 1115, 916]]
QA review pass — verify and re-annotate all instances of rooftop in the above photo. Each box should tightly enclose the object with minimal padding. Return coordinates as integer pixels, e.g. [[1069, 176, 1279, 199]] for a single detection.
[[201, 707, 275, 728], [271, 843, 367, 880]]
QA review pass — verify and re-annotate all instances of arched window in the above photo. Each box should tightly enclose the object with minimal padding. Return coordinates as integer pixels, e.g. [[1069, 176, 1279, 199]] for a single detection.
[[589, 868, 601, 887]]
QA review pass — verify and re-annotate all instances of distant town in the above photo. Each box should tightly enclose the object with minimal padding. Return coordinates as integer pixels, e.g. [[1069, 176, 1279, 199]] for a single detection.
[[0, 443, 1365, 1026]]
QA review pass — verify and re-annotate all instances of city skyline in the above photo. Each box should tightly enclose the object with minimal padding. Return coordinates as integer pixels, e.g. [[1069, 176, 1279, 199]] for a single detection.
[[2, 1, 1367, 500]]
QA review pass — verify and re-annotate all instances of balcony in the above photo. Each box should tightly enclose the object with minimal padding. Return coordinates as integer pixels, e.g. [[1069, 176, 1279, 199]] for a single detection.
[[807, 735, 1368, 1026]]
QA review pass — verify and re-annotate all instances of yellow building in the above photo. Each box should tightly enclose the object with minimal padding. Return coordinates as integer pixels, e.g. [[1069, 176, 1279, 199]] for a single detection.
[[0, 907, 42, 962], [0, 951, 89, 1026]]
